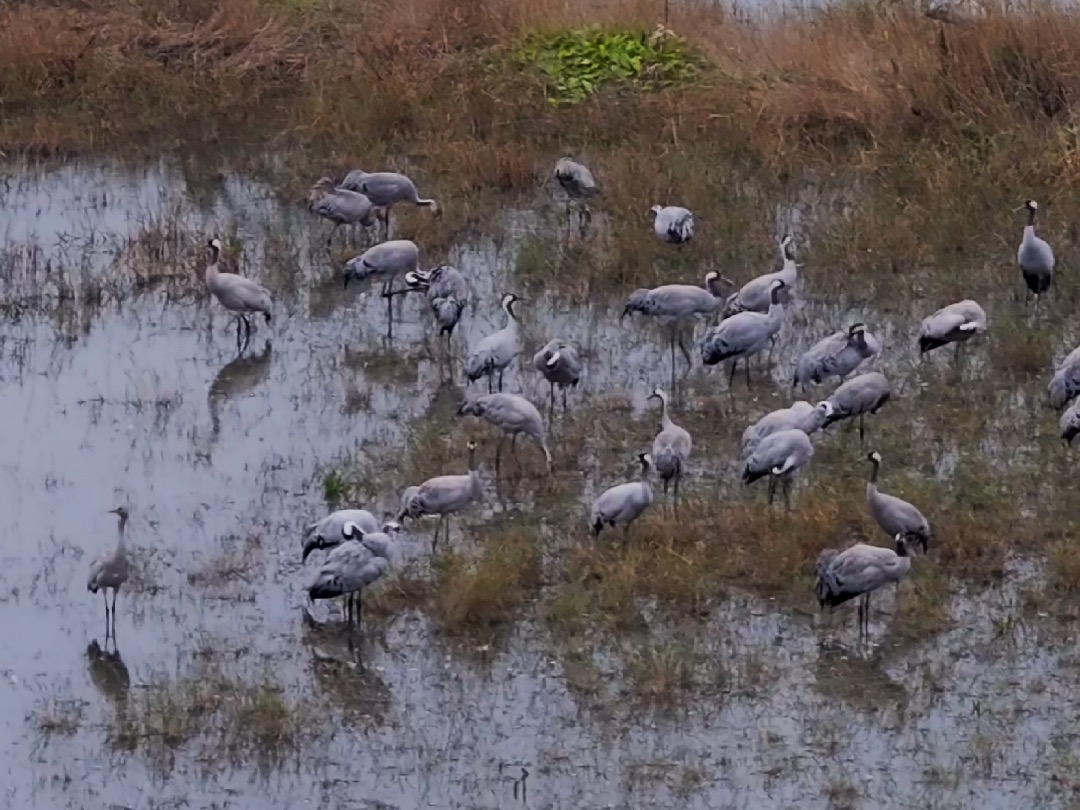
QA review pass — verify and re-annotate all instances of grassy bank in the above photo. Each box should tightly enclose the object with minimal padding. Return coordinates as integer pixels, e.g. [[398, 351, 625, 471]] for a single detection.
[[4, 0, 1080, 269]]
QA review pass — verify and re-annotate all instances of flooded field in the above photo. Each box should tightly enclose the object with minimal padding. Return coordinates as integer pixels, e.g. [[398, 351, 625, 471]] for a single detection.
[[4, 156, 1080, 810]]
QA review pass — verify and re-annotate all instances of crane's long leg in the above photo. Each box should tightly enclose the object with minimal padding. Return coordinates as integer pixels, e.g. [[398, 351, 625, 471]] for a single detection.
[[498, 370, 504, 392], [783, 478, 793, 512], [728, 360, 738, 388], [102, 591, 110, 639], [487, 373, 494, 394], [234, 317, 243, 352], [110, 590, 119, 637], [859, 413, 866, 443], [243, 315, 252, 351], [673, 474, 681, 516], [678, 331, 692, 367], [548, 382, 555, 420], [510, 433, 518, 455], [562, 386, 568, 412], [767, 476, 776, 506], [745, 356, 752, 388], [326, 222, 340, 247]]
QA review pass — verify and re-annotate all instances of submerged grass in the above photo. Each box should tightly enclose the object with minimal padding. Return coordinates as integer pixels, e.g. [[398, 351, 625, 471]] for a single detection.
[[107, 666, 325, 772]]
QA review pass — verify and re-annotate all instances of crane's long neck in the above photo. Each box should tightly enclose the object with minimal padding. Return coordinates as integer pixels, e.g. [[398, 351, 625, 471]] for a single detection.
[[115, 517, 128, 553], [205, 248, 220, 284], [659, 394, 674, 430], [1028, 207, 1038, 228], [868, 459, 880, 485]]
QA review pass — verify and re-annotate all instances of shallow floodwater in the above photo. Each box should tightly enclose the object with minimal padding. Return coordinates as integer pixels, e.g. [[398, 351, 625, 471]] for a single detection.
[[1, 158, 1079, 809]]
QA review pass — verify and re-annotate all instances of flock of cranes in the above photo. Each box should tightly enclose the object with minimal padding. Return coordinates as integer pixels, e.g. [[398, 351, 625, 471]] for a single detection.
[[83, 154, 1069, 639]]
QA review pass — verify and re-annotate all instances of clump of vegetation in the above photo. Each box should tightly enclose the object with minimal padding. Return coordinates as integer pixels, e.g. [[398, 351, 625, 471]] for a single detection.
[[322, 469, 349, 503], [515, 26, 700, 105], [107, 667, 325, 772], [430, 525, 543, 631], [622, 639, 705, 706], [31, 696, 86, 737]]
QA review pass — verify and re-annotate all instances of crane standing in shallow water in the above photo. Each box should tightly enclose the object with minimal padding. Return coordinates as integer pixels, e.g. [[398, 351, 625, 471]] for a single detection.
[[87, 507, 131, 641], [204, 238, 273, 353]]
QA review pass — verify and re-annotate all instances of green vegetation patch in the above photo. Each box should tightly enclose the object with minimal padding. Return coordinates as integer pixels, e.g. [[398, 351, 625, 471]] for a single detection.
[[516, 26, 701, 106]]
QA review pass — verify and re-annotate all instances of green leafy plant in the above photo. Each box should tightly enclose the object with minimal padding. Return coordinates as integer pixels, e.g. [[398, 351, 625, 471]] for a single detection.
[[516, 26, 700, 106]]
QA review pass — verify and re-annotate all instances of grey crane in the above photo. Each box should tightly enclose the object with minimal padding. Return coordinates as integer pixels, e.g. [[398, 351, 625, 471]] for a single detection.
[[1017, 199, 1054, 309], [741, 428, 815, 509], [306, 521, 398, 627], [340, 169, 439, 240], [458, 392, 552, 472], [650, 205, 694, 244], [866, 451, 931, 553], [648, 387, 692, 510], [309, 177, 378, 246], [622, 271, 731, 379], [1060, 399, 1080, 445], [740, 400, 834, 460], [590, 452, 655, 544], [302, 508, 386, 562], [205, 238, 272, 353], [465, 293, 523, 393], [1048, 345, 1080, 410], [741, 400, 813, 458], [553, 155, 598, 232], [533, 338, 582, 415], [815, 535, 914, 633], [700, 278, 787, 387], [918, 299, 987, 356], [402, 264, 470, 348], [343, 239, 420, 339], [793, 323, 881, 388], [400, 440, 483, 551], [87, 507, 131, 640], [822, 371, 891, 442], [721, 235, 799, 319]]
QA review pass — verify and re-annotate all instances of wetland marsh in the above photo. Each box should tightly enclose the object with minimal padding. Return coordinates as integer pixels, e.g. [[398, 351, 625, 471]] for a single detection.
[[6, 0, 1080, 807]]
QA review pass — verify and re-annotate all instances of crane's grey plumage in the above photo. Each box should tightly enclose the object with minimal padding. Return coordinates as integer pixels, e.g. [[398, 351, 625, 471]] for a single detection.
[[340, 169, 439, 239], [701, 279, 787, 387], [205, 238, 272, 352], [721, 235, 798, 318], [1017, 199, 1054, 307], [918, 300, 987, 355], [465, 293, 523, 393], [590, 453, 655, 542], [648, 387, 691, 509], [302, 509, 384, 562], [533, 338, 582, 415], [1060, 399, 1080, 445], [458, 392, 552, 471], [1048, 345, 1080, 410], [309, 177, 377, 246], [343, 239, 420, 339], [822, 371, 891, 441], [815, 535, 913, 632], [400, 441, 483, 551], [306, 521, 399, 626], [403, 264, 469, 348], [741, 428, 814, 509], [87, 507, 131, 640], [622, 271, 731, 375], [794, 323, 881, 388], [553, 156, 598, 233], [740, 400, 833, 460], [866, 451, 931, 553], [650, 205, 694, 244]]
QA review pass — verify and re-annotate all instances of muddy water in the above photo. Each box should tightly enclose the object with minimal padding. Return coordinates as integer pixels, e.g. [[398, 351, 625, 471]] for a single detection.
[[1, 158, 1078, 809]]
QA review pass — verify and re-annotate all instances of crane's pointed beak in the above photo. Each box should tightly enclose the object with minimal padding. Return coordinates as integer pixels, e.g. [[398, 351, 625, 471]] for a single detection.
[[301, 539, 319, 563]]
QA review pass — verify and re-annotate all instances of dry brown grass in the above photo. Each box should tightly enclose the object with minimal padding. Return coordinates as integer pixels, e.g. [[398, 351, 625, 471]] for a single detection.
[[6, 1, 1080, 228]]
